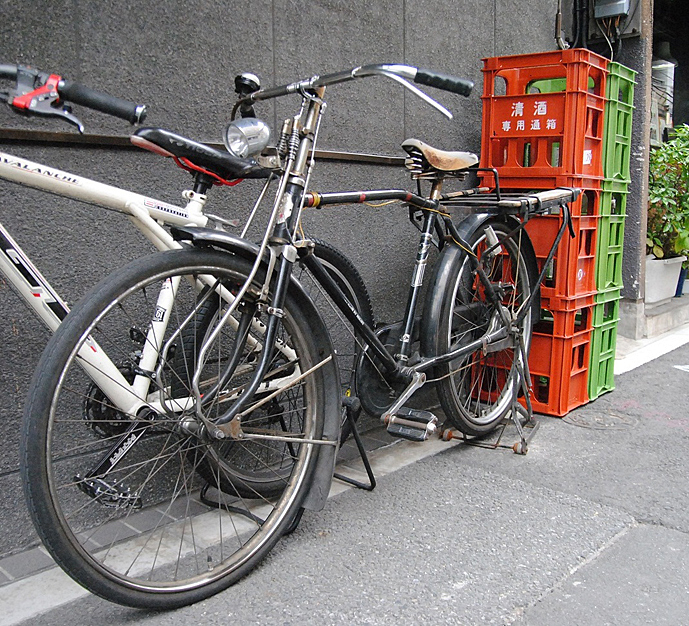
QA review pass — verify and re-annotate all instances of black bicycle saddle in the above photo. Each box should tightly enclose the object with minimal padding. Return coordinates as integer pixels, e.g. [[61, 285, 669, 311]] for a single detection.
[[131, 127, 274, 180]]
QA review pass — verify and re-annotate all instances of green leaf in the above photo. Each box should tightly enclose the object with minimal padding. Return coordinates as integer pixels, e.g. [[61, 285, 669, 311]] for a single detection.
[[648, 124, 689, 255]]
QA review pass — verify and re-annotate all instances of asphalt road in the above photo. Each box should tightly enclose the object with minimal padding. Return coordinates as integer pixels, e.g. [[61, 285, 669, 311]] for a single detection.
[[3, 338, 689, 625]]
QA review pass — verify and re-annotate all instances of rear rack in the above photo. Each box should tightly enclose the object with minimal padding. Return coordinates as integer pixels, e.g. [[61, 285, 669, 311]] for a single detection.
[[440, 186, 581, 217]]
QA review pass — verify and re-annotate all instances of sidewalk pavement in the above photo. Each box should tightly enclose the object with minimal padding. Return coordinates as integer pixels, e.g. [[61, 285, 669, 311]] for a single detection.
[[2, 322, 689, 625]]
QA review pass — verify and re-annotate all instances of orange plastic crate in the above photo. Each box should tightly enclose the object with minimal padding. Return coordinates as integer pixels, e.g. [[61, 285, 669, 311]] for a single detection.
[[479, 49, 608, 187], [479, 172, 601, 191], [478, 170, 605, 191], [527, 329, 591, 416], [480, 92, 605, 178], [526, 211, 599, 299], [483, 328, 592, 416], [541, 292, 595, 312], [535, 301, 593, 337], [482, 49, 608, 97]]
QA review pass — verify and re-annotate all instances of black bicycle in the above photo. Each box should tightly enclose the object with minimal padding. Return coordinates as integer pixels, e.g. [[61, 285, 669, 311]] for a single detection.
[[21, 63, 578, 608]]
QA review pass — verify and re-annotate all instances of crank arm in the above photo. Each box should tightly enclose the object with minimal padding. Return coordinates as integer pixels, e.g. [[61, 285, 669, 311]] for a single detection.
[[381, 370, 426, 424], [83, 419, 151, 480]]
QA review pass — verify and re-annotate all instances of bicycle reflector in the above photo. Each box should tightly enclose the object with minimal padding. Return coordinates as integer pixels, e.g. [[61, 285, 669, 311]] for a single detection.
[[223, 117, 271, 158]]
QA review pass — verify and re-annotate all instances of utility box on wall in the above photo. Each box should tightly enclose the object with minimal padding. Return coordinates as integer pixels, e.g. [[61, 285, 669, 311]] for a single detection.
[[560, 0, 644, 44], [594, 0, 630, 20]]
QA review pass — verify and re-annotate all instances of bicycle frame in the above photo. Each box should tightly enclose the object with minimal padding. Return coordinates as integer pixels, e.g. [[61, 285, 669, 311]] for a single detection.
[[0, 150, 216, 415], [193, 68, 576, 437]]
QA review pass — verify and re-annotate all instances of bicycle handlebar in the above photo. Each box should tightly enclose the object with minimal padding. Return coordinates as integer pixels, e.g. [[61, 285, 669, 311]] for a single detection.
[[244, 63, 473, 118], [413, 68, 473, 97], [0, 64, 18, 80], [0, 63, 147, 127], [57, 80, 146, 124]]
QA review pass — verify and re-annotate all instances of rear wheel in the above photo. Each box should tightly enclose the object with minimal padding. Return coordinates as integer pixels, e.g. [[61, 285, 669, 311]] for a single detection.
[[430, 219, 533, 436], [21, 248, 330, 608]]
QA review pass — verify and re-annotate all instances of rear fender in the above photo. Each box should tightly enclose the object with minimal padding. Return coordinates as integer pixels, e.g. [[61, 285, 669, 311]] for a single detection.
[[420, 214, 539, 357]]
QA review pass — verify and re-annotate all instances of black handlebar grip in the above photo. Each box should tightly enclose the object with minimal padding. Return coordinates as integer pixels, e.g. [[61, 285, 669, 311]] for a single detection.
[[414, 69, 473, 97], [0, 64, 18, 80], [58, 80, 147, 124]]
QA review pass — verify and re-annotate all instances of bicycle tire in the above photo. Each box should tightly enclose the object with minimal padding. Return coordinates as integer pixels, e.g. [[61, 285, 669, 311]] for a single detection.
[[426, 219, 533, 436], [21, 248, 331, 609], [294, 238, 374, 442]]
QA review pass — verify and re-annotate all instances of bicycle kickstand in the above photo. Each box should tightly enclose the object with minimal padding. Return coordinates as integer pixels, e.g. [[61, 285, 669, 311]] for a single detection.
[[333, 396, 376, 491], [509, 330, 537, 455]]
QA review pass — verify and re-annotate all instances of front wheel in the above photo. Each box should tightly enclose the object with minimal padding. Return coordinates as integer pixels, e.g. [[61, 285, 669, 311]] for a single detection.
[[424, 219, 534, 436], [21, 248, 332, 609], [293, 238, 374, 442]]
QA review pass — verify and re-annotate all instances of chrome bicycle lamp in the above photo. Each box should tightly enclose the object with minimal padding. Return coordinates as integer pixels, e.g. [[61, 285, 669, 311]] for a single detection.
[[223, 117, 271, 158]]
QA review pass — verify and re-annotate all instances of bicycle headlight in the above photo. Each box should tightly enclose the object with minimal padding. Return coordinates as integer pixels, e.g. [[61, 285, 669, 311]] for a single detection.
[[223, 118, 271, 158]]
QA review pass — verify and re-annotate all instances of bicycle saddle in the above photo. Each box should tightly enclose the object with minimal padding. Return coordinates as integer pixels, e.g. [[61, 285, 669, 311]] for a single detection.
[[402, 138, 478, 173], [131, 127, 274, 180]]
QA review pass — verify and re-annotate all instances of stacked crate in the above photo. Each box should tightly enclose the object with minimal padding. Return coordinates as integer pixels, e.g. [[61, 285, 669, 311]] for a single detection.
[[588, 62, 636, 400], [478, 49, 629, 416]]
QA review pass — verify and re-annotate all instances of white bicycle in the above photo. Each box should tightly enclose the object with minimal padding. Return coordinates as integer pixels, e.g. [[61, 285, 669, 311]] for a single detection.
[[0, 63, 372, 608]]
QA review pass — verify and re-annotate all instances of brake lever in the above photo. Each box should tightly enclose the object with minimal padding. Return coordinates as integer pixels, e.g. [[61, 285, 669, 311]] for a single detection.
[[8, 66, 85, 133]]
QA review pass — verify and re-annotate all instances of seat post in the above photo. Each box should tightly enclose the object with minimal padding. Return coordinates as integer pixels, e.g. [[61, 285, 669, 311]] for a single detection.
[[429, 177, 444, 201], [193, 173, 215, 195]]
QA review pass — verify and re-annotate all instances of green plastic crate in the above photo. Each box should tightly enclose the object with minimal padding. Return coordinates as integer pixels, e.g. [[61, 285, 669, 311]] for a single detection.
[[593, 287, 622, 326], [599, 187, 628, 216], [588, 318, 619, 399], [588, 286, 621, 399], [601, 178, 630, 192], [595, 214, 626, 290], [607, 62, 636, 106], [602, 62, 636, 183]]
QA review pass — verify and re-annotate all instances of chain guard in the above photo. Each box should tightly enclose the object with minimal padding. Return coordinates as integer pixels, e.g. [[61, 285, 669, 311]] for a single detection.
[[355, 323, 406, 417]]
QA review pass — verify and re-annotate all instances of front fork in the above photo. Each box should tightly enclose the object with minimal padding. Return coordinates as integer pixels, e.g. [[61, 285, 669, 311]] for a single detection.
[[210, 90, 327, 437], [212, 237, 297, 433]]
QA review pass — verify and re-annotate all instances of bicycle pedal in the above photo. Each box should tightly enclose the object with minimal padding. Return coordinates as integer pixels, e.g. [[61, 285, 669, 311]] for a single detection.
[[385, 407, 438, 442]]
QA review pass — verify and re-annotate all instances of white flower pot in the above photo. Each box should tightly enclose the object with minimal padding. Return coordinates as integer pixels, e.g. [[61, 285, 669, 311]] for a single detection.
[[645, 255, 687, 304]]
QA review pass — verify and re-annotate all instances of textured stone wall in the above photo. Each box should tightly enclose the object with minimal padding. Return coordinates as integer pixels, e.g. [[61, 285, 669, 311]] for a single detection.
[[0, 0, 558, 556]]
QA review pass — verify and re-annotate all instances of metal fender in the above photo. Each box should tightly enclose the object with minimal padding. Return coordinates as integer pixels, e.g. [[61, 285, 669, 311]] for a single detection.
[[420, 213, 540, 358], [171, 225, 341, 512]]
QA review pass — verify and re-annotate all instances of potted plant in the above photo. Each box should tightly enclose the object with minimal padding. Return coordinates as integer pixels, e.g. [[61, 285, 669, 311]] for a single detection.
[[646, 124, 689, 303]]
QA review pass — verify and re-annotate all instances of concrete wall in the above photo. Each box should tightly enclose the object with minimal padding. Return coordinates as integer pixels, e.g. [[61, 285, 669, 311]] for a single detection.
[[0, 0, 558, 557], [617, 3, 653, 302]]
